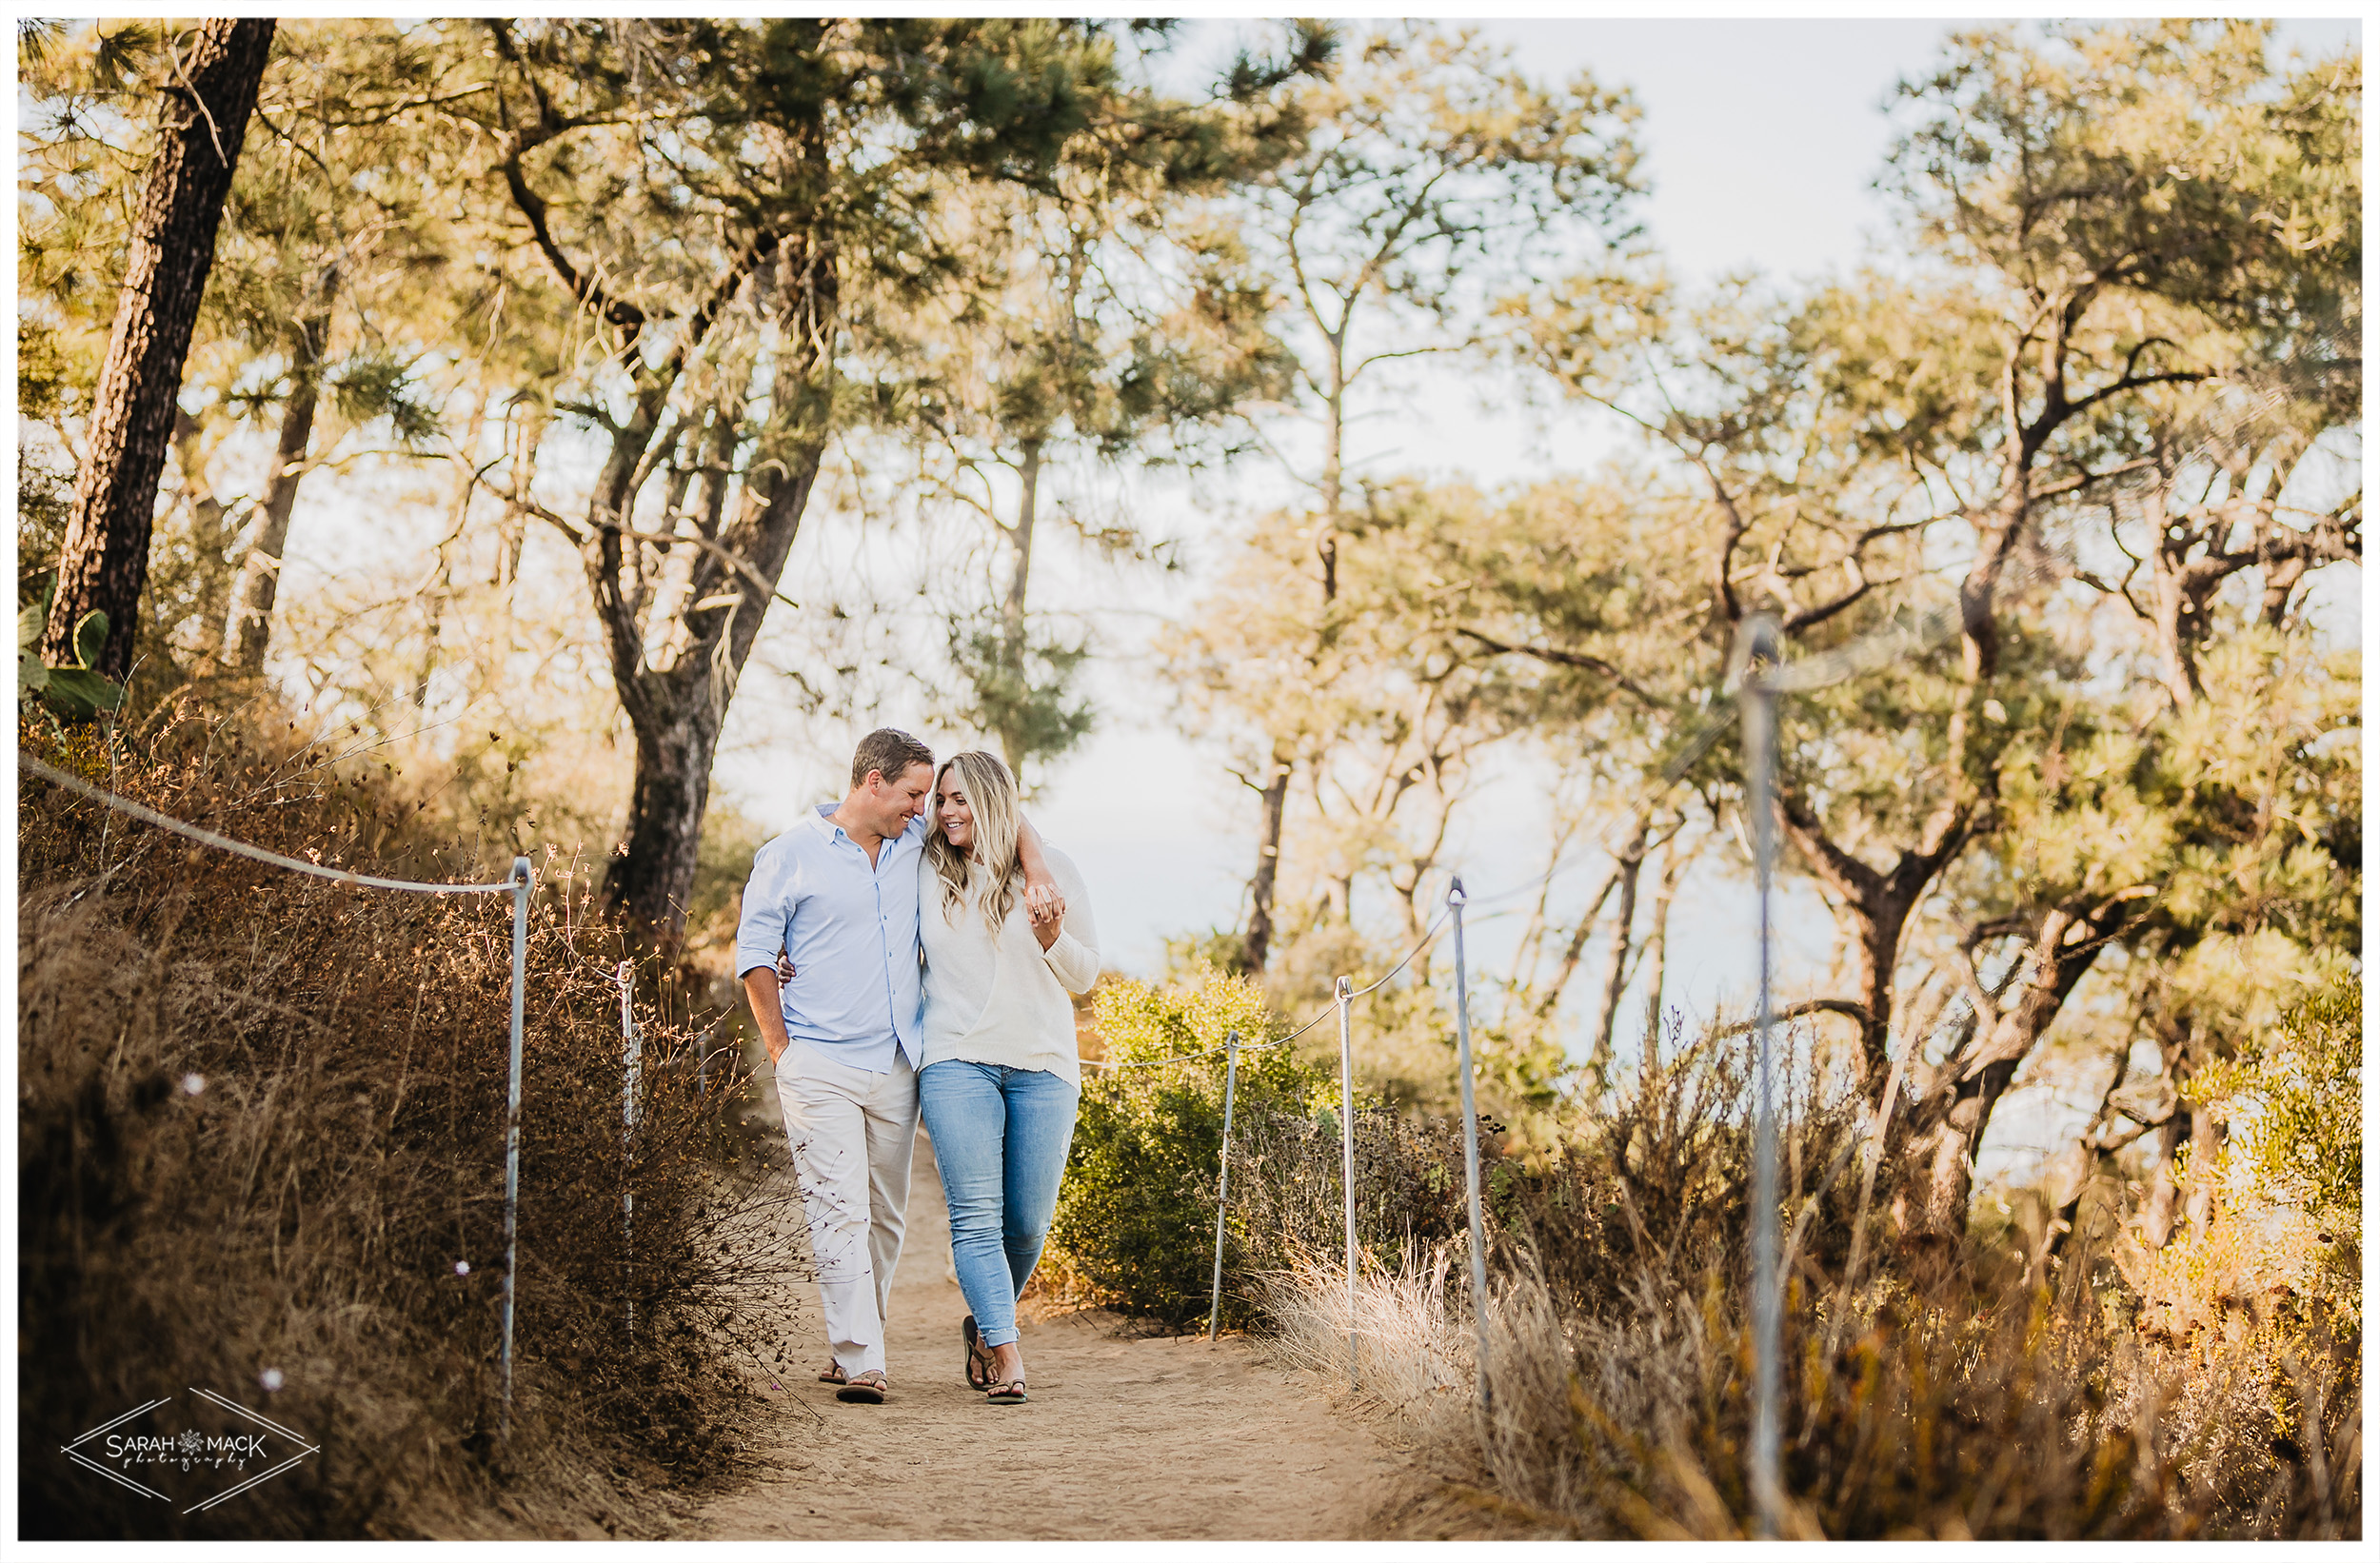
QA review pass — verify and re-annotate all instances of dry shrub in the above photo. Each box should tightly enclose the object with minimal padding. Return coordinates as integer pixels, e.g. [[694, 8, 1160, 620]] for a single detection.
[[17, 705, 803, 1538], [1252, 1020, 2361, 1540], [1233, 1102, 1478, 1271], [1253, 1240, 1473, 1413]]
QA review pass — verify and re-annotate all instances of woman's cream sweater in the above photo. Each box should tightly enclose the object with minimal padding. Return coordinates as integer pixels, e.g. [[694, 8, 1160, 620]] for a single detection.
[[918, 843, 1099, 1086]]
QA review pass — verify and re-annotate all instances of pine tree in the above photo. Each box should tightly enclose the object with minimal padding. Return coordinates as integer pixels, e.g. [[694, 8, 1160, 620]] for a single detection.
[[42, 17, 274, 683]]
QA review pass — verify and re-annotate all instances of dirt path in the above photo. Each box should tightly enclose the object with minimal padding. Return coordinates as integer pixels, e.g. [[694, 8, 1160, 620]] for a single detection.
[[689, 1133, 1411, 1541]]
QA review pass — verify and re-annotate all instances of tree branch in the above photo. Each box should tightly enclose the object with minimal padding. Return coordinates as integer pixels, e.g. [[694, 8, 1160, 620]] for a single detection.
[[1712, 998, 1872, 1037], [2064, 368, 2209, 421], [513, 494, 801, 613], [1455, 627, 1660, 707], [486, 22, 646, 346], [1772, 784, 1885, 904]]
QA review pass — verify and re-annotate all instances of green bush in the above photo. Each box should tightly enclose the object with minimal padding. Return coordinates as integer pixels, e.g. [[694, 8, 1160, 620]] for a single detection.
[[1044, 966, 1337, 1327], [1045, 963, 1488, 1329], [2192, 972, 2363, 1233]]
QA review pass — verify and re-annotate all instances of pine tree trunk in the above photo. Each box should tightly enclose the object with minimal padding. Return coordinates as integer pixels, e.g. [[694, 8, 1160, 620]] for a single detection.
[[483, 50, 831, 957], [1897, 899, 2123, 1236], [169, 408, 240, 663], [413, 394, 483, 708], [1536, 811, 1649, 1019], [1242, 323, 1347, 971], [996, 439, 1043, 776], [1241, 746, 1292, 972], [2184, 1107, 2225, 1240], [1637, 836, 1684, 1061], [598, 428, 828, 950], [44, 17, 275, 682], [2138, 1115, 2190, 1248], [228, 306, 330, 675], [606, 705, 723, 952], [1772, 787, 1957, 1086], [1584, 839, 1646, 1093]]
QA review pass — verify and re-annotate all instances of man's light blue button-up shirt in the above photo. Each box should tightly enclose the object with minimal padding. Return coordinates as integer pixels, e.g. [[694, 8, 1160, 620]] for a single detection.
[[734, 805, 926, 1073]]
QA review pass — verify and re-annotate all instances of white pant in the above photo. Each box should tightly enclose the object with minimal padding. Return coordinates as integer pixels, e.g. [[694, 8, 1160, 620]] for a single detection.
[[775, 1041, 919, 1379]]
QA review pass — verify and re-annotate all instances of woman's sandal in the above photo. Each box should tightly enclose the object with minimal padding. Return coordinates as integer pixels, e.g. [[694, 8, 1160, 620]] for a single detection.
[[985, 1377, 1028, 1405], [962, 1315, 995, 1391]]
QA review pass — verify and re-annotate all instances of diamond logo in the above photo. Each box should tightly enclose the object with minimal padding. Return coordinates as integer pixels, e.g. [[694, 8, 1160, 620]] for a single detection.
[[61, 1387, 320, 1514]]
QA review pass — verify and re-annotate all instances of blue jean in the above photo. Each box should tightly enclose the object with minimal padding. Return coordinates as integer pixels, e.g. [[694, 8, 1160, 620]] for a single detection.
[[917, 1059, 1080, 1349]]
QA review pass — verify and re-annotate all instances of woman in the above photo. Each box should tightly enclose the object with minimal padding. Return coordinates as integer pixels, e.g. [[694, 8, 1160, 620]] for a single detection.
[[916, 751, 1098, 1405]]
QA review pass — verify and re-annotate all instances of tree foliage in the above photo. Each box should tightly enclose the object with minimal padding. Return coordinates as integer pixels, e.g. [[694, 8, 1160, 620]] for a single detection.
[[1455, 20, 2360, 1235]]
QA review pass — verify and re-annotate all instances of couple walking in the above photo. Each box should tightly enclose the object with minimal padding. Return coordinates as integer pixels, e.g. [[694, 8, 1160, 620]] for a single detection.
[[734, 727, 1097, 1408]]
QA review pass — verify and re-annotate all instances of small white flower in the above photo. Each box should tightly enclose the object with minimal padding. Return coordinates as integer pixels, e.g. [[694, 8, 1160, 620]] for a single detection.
[[454, 1260, 471, 1276], [181, 1074, 206, 1096], [259, 1369, 285, 1393]]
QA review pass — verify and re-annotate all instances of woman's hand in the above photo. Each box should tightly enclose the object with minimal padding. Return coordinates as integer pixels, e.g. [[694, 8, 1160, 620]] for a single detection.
[[775, 951, 795, 983], [1023, 881, 1066, 931], [1017, 821, 1064, 932]]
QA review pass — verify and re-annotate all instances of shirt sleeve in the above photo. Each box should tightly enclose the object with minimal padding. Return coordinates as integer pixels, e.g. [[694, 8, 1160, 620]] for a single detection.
[[1038, 851, 1100, 995], [733, 839, 791, 980]]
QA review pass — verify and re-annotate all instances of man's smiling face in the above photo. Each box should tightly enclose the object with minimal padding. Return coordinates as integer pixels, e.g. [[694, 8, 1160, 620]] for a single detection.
[[860, 761, 934, 839]]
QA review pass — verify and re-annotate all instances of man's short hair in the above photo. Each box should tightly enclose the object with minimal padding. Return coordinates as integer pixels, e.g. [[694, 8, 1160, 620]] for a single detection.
[[851, 727, 934, 788]]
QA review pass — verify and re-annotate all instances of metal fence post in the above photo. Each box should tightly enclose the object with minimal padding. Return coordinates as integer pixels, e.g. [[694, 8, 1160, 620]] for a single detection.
[[617, 960, 640, 1345], [1206, 1030, 1241, 1341], [1336, 976, 1359, 1391], [500, 855, 531, 1443], [1447, 878, 1493, 1426], [1739, 620, 1785, 1537]]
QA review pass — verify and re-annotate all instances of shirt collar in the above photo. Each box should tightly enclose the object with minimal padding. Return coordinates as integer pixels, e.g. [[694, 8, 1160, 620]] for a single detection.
[[808, 803, 916, 851]]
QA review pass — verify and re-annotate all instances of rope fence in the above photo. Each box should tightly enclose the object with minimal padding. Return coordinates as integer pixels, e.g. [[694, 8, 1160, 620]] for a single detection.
[[17, 754, 521, 894], [19, 753, 539, 1442]]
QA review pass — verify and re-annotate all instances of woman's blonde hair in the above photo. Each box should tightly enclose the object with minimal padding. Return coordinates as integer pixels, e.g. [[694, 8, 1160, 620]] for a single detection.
[[925, 751, 1021, 935]]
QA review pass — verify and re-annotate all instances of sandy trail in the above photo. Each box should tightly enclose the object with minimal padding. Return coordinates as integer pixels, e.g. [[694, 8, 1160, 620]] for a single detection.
[[690, 1132, 1409, 1541]]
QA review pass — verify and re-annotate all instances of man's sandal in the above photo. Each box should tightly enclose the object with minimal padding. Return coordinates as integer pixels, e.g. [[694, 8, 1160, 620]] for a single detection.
[[962, 1315, 996, 1391], [985, 1378, 1028, 1405], [835, 1370, 889, 1405], [820, 1365, 891, 1390]]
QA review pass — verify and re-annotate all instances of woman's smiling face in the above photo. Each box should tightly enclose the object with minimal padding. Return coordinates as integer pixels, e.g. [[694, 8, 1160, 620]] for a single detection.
[[936, 770, 975, 853]]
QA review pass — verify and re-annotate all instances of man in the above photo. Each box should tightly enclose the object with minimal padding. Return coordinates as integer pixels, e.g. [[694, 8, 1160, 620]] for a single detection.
[[735, 727, 1059, 1405]]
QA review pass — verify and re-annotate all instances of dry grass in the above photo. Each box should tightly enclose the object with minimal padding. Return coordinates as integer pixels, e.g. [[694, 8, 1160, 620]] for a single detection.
[[1254, 1239, 1473, 1412], [17, 703, 804, 1538], [1248, 1027, 2362, 1540]]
